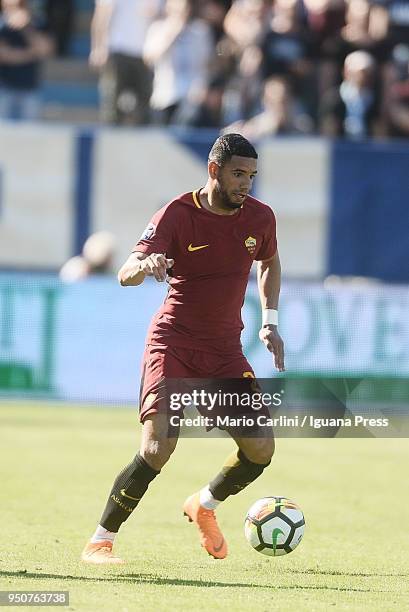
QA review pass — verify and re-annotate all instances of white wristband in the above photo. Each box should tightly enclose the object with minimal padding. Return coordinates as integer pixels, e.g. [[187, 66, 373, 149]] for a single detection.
[[262, 309, 278, 326]]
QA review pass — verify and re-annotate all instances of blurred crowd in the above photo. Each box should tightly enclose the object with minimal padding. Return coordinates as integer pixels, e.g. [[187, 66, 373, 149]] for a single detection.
[[0, 0, 408, 138], [89, 0, 409, 139]]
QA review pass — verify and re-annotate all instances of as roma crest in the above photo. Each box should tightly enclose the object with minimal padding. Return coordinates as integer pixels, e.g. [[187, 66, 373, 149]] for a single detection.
[[244, 235, 257, 254]]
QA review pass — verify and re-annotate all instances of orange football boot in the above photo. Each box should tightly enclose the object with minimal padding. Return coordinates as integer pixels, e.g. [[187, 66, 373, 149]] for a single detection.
[[183, 493, 228, 559], [81, 540, 124, 565]]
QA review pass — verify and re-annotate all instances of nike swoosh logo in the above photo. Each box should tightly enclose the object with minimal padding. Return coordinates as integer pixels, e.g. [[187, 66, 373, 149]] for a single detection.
[[120, 489, 140, 501], [272, 528, 284, 554], [188, 243, 209, 252], [213, 538, 225, 553]]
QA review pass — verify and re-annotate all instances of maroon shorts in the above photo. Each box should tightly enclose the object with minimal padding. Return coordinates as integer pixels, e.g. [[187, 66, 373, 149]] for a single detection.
[[139, 344, 255, 423]]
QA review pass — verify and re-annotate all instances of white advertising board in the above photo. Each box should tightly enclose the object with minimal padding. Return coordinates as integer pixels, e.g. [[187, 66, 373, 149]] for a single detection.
[[0, 124, 73, 267]]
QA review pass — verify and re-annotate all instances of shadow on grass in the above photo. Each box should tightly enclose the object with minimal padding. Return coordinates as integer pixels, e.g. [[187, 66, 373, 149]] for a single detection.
[[0, 570, 397, 593], [284, 569, 409, 578]]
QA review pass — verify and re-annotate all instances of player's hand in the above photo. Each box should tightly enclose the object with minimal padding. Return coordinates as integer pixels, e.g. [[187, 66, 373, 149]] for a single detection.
[[259, 325, 285, 372], [140, 253, 174, 282]]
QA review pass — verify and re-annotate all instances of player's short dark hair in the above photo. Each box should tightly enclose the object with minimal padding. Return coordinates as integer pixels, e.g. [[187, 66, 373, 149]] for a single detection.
[[208, 134, 258, 167]]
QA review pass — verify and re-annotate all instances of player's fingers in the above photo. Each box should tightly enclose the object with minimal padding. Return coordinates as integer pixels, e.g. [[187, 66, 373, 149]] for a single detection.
[[146, 259, 163, 281], [153, 267, 165, 282], [151, 255, 169, 281], [166, 258, 174, 268], [273, 340, 285, 371], [145, 255, 164, 280], [154, 262, 168, 282], [152, 254, 167, 266]]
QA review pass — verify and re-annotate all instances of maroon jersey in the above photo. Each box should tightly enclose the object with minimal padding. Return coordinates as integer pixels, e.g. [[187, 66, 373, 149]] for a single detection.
[[133, 190, 277, 354]]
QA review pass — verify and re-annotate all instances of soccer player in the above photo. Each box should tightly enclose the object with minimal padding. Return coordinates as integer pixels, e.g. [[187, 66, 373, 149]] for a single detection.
[[81, 133, 284, 564]]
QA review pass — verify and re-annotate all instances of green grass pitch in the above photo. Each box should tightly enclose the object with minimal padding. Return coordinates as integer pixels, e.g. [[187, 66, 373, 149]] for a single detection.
[[1, 402, 408, 611]]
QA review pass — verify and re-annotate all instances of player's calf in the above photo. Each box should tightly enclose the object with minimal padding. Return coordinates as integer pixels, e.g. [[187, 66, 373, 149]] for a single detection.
[[207, 447, 272, 502], [140, 436, 177, 471], [140, 413, 178, 471], [99, 452, 160, 532]]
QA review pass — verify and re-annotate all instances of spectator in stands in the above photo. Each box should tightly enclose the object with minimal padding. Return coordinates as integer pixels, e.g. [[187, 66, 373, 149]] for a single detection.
[[259, 0, 316, 118], [302, 0, 346, 97], [369, 0, 409, 45], [224, 0, 271, 51], [43, 0, 74, 57], [319, 50, 381, 138], [89, 0, 160, 125], [179, 73, 227, 127], [199, 0, 232, 43], [224, 75, 313, 138], [0, 0, 54, 120], [221, 0, 272, 121], [59, 231, 116, 283], [143, 0, 213, 125], [303, 0, 346, 46], [321, 0, 391, 87], [383, 43, 409, 137]]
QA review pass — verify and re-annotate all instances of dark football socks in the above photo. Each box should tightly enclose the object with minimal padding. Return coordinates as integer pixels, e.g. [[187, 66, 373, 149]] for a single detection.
[[99, 453, 160, 532], [208, 449, 271, 502]]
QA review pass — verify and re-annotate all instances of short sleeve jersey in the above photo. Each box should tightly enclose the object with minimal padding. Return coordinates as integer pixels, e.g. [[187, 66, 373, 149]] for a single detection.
[[133, 190, 277, 354]]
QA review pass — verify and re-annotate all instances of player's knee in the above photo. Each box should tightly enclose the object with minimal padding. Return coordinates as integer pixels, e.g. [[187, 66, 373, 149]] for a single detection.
[[243, 437, 275, 465], [141, 438, 176, 471]]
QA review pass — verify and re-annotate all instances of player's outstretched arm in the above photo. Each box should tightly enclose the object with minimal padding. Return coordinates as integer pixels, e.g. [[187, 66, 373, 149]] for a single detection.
[[257, 251, 285, 372], [118, 252, 174, 287]]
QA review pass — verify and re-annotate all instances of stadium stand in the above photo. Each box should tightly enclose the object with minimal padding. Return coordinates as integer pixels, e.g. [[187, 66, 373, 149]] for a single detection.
[[41, 0, 99, 123]]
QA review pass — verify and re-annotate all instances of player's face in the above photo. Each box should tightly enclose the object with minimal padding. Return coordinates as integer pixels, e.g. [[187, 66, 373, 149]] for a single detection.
[[216, 156, 258, 210]]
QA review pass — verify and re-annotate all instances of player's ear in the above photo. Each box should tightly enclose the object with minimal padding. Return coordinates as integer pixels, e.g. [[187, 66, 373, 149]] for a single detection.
[[208, 161, 220, 180]]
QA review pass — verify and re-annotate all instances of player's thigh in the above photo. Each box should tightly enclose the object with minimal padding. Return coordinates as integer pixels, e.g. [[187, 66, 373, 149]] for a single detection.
[[214, 352, 270, 454], [215, 352, 255, 379], [139, 345, 200, 422]]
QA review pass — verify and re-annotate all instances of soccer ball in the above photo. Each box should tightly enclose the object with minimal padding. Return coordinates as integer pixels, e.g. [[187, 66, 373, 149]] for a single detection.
[[244, 496, 305, 556]]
